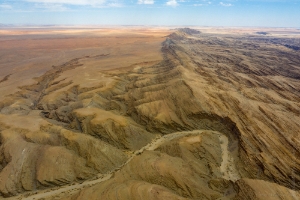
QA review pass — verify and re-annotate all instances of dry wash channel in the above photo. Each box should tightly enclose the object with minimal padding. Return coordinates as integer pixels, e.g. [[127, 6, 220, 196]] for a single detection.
[[0, 28, 300, 200]]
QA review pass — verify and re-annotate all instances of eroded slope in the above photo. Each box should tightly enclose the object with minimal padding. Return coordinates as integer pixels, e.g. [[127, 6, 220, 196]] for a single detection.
[[0, 28, 300, 199]]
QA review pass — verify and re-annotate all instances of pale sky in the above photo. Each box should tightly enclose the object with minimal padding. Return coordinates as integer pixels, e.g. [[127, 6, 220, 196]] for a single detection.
[[0, 0, 300, 27]]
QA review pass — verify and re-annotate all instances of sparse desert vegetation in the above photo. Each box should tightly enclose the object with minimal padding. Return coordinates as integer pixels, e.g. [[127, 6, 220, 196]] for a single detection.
[[0, 27, 300, 200]]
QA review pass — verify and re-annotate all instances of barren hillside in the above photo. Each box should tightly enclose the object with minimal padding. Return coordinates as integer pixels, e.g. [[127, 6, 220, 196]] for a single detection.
[[0, 27, 300, 199]]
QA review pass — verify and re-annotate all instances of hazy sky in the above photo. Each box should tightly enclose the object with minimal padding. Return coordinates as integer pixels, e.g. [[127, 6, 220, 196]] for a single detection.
[[0, 0, 299, 27]]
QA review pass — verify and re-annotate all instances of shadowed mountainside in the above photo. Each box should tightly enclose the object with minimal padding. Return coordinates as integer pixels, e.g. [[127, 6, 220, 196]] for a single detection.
[[0, 28, 299, 199]]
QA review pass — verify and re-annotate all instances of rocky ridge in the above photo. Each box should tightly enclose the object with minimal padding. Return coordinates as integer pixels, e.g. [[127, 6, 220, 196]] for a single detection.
[[0, 28, 299, 199]]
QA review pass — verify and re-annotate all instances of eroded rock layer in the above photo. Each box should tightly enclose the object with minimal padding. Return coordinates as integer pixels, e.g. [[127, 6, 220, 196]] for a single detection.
[[0, 28, 299, 199]]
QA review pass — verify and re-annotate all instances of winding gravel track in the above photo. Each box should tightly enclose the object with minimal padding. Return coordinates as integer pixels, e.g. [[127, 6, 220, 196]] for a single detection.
[[11, 130, 238, 200]]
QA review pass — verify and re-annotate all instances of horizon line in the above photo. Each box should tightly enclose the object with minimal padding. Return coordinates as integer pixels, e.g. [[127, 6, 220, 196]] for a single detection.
[[1, 24, 300, 29]]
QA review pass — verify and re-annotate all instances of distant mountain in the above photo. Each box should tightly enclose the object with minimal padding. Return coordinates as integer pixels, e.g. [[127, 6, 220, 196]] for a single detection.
[[256, 31, 269, 35], [178, 27, 201, 34]]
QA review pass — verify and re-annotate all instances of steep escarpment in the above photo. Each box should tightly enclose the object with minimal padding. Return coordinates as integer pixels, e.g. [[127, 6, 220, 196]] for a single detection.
[[100, 30, 300, 191], [167, 32, 300, 190], [0, 28, 299, 199], [64, 30, 299, 199]]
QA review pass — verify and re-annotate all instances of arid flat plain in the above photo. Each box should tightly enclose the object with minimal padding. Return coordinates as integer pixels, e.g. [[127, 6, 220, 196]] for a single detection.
[[0, 27, 300, 200]]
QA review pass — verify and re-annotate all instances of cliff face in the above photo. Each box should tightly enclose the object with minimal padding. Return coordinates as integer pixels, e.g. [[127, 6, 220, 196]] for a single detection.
[[0, 28, 299, 199]]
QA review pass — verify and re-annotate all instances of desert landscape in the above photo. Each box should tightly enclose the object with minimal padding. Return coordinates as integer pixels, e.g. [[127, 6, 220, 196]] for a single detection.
[[0, 26, 299, 200]]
